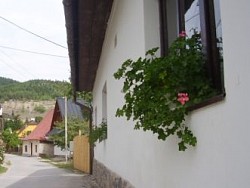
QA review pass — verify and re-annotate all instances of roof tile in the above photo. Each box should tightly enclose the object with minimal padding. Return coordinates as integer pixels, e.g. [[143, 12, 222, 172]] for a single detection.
[[23, 109, 54, 141]]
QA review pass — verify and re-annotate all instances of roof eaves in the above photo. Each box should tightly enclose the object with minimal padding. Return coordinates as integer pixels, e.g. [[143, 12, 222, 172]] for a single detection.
[[63, 0, 114, 92]]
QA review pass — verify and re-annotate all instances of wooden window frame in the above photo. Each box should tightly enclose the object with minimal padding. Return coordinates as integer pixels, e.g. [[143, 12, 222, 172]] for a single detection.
[[159, 0, 225, 110]]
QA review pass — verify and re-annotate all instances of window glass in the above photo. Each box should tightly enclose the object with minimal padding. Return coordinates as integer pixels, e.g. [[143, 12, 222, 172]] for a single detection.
[[166, 0, 178, 46], [214, 0, 223, 58], [184, 0, 201, 36]]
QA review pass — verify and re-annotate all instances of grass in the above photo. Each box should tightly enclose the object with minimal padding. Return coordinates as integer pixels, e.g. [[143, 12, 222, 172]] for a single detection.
[[52, 161, 74, 170], [40, 156, 76, 172], [0, 165, 7, 174]]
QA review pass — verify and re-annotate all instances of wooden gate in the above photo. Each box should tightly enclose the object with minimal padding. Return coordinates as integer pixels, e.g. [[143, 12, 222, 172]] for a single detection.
[[73, 135, 90, 173]]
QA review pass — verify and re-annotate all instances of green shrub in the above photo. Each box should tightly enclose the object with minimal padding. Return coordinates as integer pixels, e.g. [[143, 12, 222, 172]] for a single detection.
[[0, 146, 5, 164], [34, 105, 46, 113]]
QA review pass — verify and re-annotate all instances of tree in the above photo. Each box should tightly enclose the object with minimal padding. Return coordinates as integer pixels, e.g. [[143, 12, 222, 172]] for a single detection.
[[4, 115, 23, 131], [2, 128, 21, 152], [49, 118, 89, 149], [0, 133, 4, 164]]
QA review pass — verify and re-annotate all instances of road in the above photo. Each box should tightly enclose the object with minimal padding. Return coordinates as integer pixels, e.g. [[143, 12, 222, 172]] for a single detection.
[[0, 154, 86, 188]]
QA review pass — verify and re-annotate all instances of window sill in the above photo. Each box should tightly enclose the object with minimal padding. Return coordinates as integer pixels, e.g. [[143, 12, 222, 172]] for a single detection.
[[188, 92, 226, 111]]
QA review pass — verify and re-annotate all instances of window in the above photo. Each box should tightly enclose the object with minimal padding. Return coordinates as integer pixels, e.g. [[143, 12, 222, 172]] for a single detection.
[[35, 145, 38, 153], [25, 145, 28, 152], [159, 0, 225, 107], [102, 82, 107, 139], [102, 82, 107, 123], [94, 106, 97, 126]]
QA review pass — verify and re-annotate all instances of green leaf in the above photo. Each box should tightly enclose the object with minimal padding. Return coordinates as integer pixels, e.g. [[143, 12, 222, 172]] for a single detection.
[[113, 31, 216, 151], [146, 47, 159, 56]]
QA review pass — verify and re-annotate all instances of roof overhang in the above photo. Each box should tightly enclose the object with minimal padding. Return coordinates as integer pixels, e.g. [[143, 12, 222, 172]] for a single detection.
[[63, 0, 114, 92]]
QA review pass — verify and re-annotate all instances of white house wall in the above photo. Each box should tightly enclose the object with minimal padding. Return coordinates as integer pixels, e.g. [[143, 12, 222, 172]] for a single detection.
[[54, 145, 71, 157], [39, 143, 54, 157], [92, 0, 250, 187], [22, 140, 39, 157], [22, 141, 53, 157]]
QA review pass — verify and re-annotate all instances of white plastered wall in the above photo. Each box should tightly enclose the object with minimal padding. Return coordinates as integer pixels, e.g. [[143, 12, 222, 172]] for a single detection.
[[92, 0, 250, 187], [22, 140, 39, 156], [39, 143, 54, 157]]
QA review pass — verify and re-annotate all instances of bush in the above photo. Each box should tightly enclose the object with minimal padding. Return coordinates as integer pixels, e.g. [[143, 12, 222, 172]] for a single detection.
[[0, 146, 4, 164], [34, 105, 46, 113]]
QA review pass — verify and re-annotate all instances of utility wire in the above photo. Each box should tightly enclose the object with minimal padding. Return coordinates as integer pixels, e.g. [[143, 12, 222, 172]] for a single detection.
[[0, 49, 37, 79], [0, 58, 29, 81], [0, 16, 67, 49], [0, 45, 68, 58]]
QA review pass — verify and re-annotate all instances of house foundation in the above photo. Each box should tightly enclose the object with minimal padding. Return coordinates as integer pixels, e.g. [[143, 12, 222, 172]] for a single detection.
[[93, 159, 134, 188]]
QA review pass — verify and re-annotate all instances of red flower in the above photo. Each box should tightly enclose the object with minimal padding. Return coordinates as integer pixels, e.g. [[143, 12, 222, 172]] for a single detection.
[[179, 31, 187, 38], [177, 93, 189, 105]]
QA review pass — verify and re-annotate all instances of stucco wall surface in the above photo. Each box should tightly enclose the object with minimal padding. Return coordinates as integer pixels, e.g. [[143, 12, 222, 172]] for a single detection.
[[93, 0, 250, 187]]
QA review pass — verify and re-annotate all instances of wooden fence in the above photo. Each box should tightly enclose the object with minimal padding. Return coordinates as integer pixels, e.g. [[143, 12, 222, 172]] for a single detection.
[[73, 135, 90, 173]]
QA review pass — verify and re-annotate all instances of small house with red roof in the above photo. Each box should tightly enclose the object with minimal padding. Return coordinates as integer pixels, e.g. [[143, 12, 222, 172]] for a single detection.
[[22, 109, 54, 157]]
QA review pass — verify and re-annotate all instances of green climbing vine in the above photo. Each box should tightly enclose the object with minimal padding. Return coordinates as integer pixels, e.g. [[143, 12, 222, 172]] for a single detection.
[[89, 121, 107, 145]]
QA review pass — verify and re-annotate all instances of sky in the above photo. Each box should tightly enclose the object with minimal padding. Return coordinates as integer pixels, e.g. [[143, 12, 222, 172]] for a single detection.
[[0, 0, 70, 82]]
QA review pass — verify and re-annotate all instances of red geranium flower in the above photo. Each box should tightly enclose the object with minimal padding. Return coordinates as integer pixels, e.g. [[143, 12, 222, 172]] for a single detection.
[[177, 93, 189, 105], [179, 31, 187, 38]]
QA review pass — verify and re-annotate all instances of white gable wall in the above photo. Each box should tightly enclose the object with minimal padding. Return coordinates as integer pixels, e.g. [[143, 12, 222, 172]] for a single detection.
[[92, 0, 250, 187]]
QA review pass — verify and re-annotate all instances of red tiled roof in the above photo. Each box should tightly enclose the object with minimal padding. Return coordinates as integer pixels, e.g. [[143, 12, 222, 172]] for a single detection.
[[23, 109, 54, 141]]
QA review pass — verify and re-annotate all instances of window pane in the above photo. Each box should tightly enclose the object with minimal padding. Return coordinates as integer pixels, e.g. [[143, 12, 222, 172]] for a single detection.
[[185, 0, 201, 36], [214, 0, 223, 58], [167, 0, 178, 46]]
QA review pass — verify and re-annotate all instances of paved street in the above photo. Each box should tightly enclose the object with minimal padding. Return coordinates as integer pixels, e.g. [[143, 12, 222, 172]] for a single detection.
[[0, 154, 87, 188]]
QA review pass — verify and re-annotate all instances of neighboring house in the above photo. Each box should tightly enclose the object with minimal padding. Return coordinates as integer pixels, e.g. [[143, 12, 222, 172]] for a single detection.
[[17, 121, 37, 139], [64, 0, 250, 188], [51, 97, 85, 124], [48, 97, 86, 156], [22, 109, 54, 157]]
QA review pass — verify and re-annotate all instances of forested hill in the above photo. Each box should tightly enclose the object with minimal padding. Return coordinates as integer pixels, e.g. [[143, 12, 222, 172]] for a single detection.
[[0, 77, 70, 101], [0, 77, 19, 86]]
